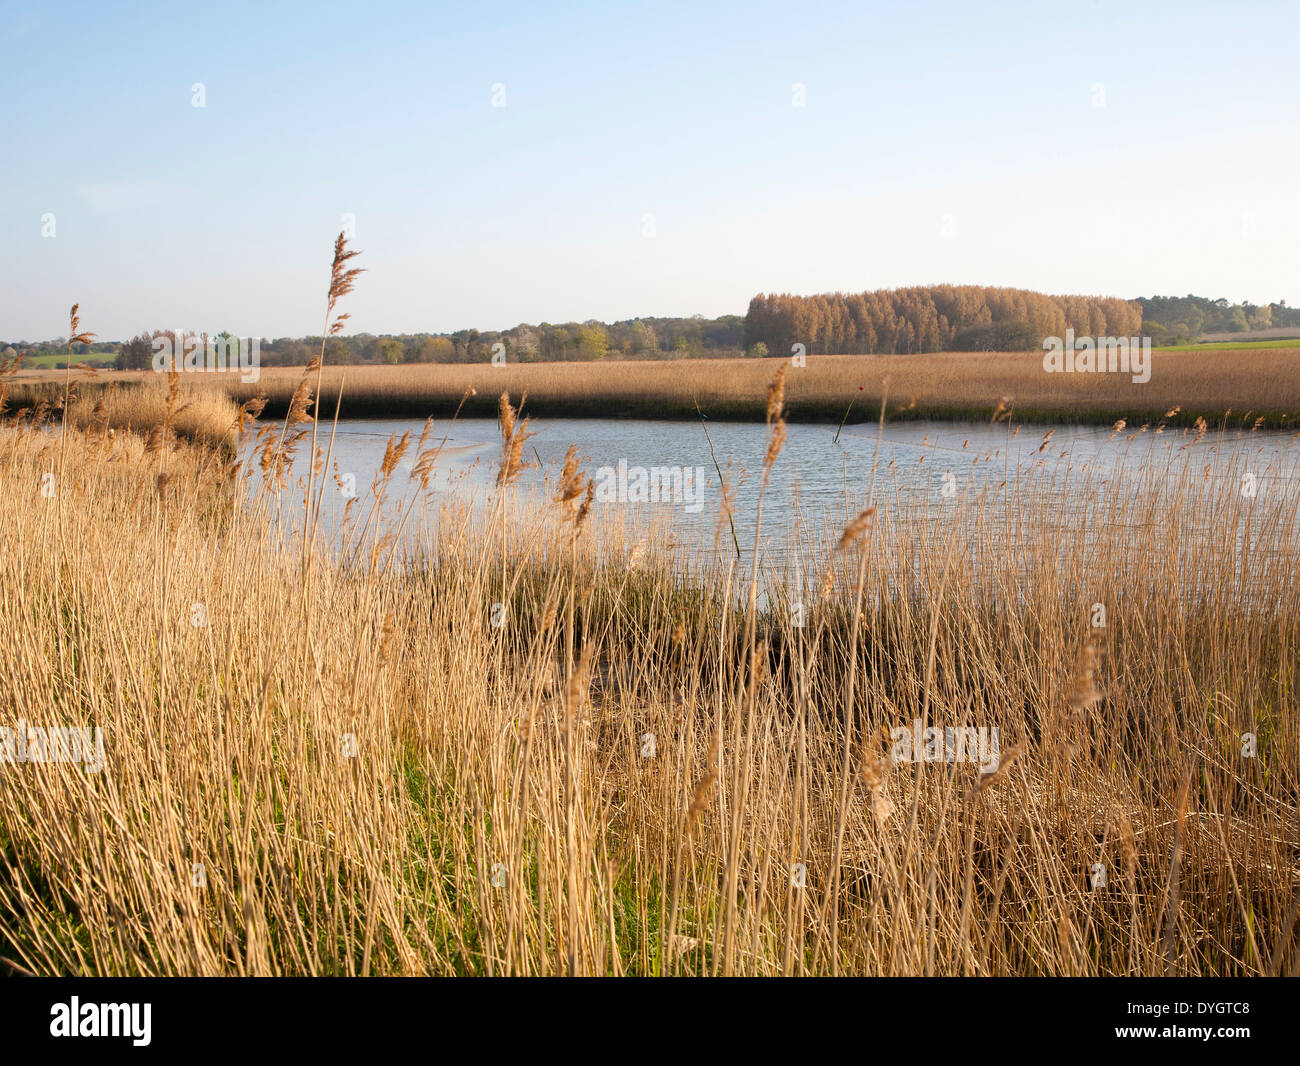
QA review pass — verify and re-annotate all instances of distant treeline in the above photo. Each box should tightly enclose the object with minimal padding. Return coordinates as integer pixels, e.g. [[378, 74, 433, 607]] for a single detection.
[[5, 290, 1297, 368], [0, 317, 747, 370], [252, 315, 747, 368], [1136, 294, 1300, 344], [743, 286, 1143, 355], [741, 288, 1300, 354]]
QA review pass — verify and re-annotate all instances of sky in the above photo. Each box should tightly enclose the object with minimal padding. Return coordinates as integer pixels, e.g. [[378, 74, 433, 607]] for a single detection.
[[2, 0, 1298, 341]]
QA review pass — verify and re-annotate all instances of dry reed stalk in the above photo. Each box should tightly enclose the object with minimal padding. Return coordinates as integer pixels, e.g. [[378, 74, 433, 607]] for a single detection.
[[1159, 766, 1194, 974], [966, 742, 1026, 799], [1067, 633, 1105, 717], [836, 506, 876, 551], [860, 745, 895, 825], [684, 730, 721, 838], [496, 392, 534, 487]]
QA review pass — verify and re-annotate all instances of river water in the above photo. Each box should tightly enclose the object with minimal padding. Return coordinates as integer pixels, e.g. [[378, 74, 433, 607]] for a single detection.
[[241, 416, 1299, 574]]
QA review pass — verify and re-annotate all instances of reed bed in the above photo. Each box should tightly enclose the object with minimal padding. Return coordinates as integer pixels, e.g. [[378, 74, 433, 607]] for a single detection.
[[9, 346, 1300, 428], [5, 370, 240, 452], [0, 373, 1296, 976]]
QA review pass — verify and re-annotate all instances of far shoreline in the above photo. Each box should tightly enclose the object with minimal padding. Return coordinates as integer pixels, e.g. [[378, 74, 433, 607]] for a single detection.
[[9, 349, 1299, 432]]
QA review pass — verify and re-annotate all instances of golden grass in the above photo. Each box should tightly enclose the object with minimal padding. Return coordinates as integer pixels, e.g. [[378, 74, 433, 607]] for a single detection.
[[76, 376, 240, 452], [0, 382, 1296, 976], [6, 372, 240, 452], [13, 347, 1295, 428]]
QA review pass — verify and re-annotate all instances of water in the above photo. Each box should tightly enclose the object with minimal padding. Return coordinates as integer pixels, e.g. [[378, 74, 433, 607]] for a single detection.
[[241, 416, 1300, 572]]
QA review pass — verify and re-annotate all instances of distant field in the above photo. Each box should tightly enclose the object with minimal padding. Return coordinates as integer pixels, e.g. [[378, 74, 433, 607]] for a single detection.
[[10, 347, 1300, 428], [1196, 327, 1300, 343], [1156, 338, 1300, 352], [14, 351, 114, 369]]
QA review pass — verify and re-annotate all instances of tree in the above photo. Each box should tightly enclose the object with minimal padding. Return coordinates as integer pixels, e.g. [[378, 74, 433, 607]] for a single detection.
[[1247, 303, 1272, 330], [115, 332, 153, 371], [547, 327, 572, 360], [628, 320, 657, 354], [575, 324, 608, 360], [324, 339, 352, 365], [404, 335, 446, 363], [510, 325, 540, 360]]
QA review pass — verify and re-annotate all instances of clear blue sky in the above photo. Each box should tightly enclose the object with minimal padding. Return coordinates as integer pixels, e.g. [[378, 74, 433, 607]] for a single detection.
[[3, 0, 1297, 341]]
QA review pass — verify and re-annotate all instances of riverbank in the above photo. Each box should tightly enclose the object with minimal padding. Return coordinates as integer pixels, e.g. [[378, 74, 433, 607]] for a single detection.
[[8, 348, 1299, 429]]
